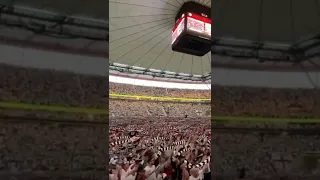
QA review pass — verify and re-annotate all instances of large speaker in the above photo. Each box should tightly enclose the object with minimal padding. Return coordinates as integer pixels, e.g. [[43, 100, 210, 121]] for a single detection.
[[172, 2, 211, 56]]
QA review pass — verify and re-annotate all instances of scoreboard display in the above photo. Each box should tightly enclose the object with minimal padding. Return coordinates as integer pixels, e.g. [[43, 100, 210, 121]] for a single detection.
[[186, 13, 211, 39], [172, 14, 185, 44], [172, 13, 211, 45], [171, 2, 211, 56]]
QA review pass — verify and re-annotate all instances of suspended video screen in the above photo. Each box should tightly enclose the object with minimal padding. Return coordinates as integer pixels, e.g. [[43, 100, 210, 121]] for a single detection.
[[172, 12, 211, 56], [186, 13, 211, 39], [172, 14, 185, 44], [172, 13, 211, 45]]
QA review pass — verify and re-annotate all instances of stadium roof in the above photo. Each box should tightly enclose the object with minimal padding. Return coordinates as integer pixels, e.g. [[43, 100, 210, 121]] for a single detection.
[[0, 0, 108, 19], [109, 0, 211, 81], [0, 0, 108, 58], [211, 0, 320, 71]]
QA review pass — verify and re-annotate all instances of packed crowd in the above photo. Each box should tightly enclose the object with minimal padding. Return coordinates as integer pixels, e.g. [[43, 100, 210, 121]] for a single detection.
[[109, 78, 320, 180], [0, 63, 107, 108], [212, 127, 320, 179], [5, 62, 320, 180], [3, 62, 320, 119], [111, 81, 320, 118], [4, 63, 320, 118], [110, 87, 211, 180], [0, 63, 108, 179], [109, 117, 211, 180], [109, 99, 210, 117], [109, 83, 210, 99], [0, 119, 108, 180], [211, 85, 320, 118], [0, 63, 212, 179]]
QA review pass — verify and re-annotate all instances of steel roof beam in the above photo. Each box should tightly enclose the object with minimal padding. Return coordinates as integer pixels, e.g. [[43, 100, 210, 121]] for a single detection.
[[0, 9, 108, 41], [109, 63, 211, 82]]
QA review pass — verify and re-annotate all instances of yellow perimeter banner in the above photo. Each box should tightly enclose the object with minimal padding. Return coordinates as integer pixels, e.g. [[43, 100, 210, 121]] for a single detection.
[[109, 93, 211, 102], [1, 102, 319, 123], [212, 116, 320, 123], [0, 101, 107, 115]]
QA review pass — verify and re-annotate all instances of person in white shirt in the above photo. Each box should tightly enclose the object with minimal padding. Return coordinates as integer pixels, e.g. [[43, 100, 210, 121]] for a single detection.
[[181, 161, 190, 180], [189, 163, 209, 180], [202, 151, 210, 180], [121, 163, 137, 180], [109, 165, 119, 180], [144, 158, 157, 180], [189, 168, 203, 180]]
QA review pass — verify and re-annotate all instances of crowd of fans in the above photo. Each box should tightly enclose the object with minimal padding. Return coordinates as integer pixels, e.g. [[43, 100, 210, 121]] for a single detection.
[[213, 127, 320, 179], [3, 63, 320, 119], [109, 117, 211, 180], [211, 85, 320, 118], [110, 82, 211, 180], [111, 82, 320, 118], [0, 119, 108, 180], [0, 63, 107, 108], [4, 63, 320, 119], [0, 63, 108, 179], [109, 81, 320, 179], [109, 99, 210, 117], [109, 83, 210, 99], [3, 63, 320, 180]]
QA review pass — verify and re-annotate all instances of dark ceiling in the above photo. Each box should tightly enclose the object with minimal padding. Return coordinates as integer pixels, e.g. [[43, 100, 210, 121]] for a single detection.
[[0, 0, 108, 20]]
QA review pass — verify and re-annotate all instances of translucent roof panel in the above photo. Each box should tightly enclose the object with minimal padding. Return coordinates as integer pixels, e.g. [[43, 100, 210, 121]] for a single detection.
[[109, 0, 211, 76]]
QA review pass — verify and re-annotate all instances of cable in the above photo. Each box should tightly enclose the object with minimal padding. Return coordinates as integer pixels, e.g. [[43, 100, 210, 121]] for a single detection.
[[301, 64, 320, 89], [294, 52, 320, 89]]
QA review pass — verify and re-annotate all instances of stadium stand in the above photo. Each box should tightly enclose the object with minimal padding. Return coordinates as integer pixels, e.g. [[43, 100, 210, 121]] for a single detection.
[[211, 85, 320, 179], [0, 63, 107, 179], [110, 83, 211, 98], [109, 84, 211, 180], [109, 99, 210, 117], [0, 0, 108, 178], [110, 80, 320, 180], [213, 126, 320, 179], [212, 85, 320, 118], [211, 1, 320, 177], [0, 64, 108, 108]]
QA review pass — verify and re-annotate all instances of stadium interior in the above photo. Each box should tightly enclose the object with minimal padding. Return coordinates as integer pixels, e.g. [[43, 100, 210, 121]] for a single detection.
[[0, 64, 108, 179], [109, 1, 211, 180], [211, 0, 320, 179], [0, 0, 108, 179], [0, 0, 320, 180]]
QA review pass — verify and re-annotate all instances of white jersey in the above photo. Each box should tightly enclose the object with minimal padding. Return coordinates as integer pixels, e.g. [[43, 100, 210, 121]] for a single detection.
[[121, 168, 136, 180], [110, 174, 118, 180], [189, 175, 203, 180], [144, 165, 157, 180], [189, 169, 204, 180]]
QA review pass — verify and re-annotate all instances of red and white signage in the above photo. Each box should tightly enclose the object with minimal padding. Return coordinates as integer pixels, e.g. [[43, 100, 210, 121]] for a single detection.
[[186, 12, 211, 39], [172, 12, 211, 44], [172, 14, 185, 44]]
